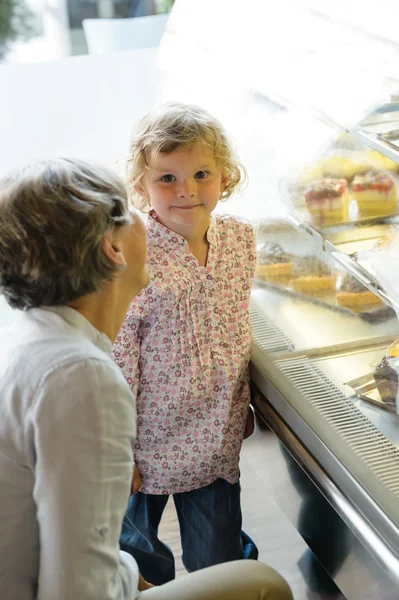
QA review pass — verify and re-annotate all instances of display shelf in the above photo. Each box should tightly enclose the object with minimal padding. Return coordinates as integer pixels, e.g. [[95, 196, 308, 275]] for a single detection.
[[326, 244, 396, 310], [284, 214, 399, 312]]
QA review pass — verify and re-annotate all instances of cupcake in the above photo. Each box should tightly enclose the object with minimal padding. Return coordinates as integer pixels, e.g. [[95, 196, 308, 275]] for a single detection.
[[304, 178, 349, 225], [352, 171, 398, 217], [336, 275, 382, 307], [255, 243, 294, 279], [291, 256, 336, 293]]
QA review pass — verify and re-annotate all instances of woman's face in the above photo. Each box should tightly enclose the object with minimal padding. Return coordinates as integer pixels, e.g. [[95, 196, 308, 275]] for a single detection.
[[120, 212, 150, 297]]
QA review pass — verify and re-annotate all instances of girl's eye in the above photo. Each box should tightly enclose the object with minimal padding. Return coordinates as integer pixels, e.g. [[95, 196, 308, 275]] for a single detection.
[[194, 170, 208, 180], [160, 174, 176, 183]]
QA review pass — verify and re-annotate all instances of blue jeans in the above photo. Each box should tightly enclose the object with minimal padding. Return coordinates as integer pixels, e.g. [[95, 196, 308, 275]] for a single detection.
[[120, 478, 258, 585]]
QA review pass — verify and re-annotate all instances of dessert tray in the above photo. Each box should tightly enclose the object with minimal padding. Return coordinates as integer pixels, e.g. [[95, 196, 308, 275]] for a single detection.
[[287, 214, 399, 312], [254, 219, 395, 321], [346, 372, 396, 414]]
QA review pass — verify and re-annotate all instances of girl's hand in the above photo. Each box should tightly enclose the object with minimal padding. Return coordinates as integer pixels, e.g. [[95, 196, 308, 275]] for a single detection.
[[131, 464, 142, 494], [243, 406, 255, 439]]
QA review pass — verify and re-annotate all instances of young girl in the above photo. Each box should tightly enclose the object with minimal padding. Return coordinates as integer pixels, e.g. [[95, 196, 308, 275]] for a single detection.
[[113, 102, 258, 586]]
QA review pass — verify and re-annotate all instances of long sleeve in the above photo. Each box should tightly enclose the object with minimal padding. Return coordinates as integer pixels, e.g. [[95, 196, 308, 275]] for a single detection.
[[30, 358, 139, 600]]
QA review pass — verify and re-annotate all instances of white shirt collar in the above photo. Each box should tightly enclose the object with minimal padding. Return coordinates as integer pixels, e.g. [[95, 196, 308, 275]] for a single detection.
[[39, 306, 113, 354]]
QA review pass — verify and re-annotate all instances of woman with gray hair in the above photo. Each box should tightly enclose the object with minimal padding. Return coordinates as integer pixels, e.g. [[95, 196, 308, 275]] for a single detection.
[[0, 158, 292, 600]]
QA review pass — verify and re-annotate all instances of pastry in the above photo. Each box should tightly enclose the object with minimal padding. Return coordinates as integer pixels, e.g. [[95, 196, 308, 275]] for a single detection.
[[387, 338, 399, 358], [351, 171, 398, 216], [255, 243, 294, 279], [291, 256, 336, 293], [322, 156, 364, 181], [373, 355, 399, 410], [336, 275, 382, 307], [361, 149, 399, 173], [304, 178, 348, 225]]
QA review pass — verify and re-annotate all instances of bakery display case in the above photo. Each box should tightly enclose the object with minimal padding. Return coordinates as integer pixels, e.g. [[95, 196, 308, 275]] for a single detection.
[[250, 171, 399, 600], [157, 1, 399, 595], [243, 9, 399, 599]]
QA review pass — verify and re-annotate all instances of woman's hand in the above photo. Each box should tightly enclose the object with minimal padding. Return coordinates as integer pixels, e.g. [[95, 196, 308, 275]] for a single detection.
[[138, 573, 155, 591], [243, 406, 255, 439], [131, 464, 142, 494]]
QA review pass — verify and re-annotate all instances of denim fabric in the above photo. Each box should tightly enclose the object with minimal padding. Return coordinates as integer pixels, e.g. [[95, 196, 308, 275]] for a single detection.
[[120, 478, 258, 585]]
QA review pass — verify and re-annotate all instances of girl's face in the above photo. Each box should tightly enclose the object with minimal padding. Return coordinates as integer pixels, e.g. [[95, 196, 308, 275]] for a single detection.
[[142, 144, 225, 235]]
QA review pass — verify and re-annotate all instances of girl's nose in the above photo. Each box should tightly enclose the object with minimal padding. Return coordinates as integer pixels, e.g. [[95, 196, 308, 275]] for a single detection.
[[178, 181, 195, 198]]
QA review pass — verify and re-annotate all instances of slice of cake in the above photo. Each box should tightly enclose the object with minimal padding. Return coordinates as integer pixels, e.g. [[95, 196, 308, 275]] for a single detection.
[[373, 355, 399, 411], [336, 275, 382, 307], [361, 149, 399, 173], [304, 178, 348, 225], [352, 171, 398, 216], [322, 156, 363, 181], [255, 243, 294, 279], [291, 256, 336, 293]]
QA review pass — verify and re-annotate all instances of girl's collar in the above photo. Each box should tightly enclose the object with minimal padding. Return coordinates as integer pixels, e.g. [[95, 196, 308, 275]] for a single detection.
[[147, 209, 217, 248]]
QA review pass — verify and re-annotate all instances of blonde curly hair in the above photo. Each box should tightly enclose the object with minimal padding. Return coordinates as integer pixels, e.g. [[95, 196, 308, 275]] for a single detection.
[[126, 102, 246, 212]]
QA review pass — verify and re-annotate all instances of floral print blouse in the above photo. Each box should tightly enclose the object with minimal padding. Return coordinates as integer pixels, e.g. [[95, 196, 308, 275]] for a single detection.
[[112, 210, 256, 494]]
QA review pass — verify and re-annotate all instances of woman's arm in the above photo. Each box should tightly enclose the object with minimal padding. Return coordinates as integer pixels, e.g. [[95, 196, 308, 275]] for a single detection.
[[31, 358, 139, 600]]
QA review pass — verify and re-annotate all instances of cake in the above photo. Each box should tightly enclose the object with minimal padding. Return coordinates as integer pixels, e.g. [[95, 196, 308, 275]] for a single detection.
[[304, 178, 348, 225], [373, 355, 399, 411], [255, 243, 294, 279], [387, 338, 399, 358], [322, 156, 364, 181], [291, 256, 336, 293], [361, 149, 399, 173], [351, 171, 398, 216], [336, 275, 382, 307]]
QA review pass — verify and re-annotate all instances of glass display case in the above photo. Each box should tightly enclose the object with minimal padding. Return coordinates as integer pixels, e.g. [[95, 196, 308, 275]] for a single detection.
[[250, 145, 399, 598], [204, 4, 399, 598], [158, 1, 399, 594], [248, 100, 399, 593]]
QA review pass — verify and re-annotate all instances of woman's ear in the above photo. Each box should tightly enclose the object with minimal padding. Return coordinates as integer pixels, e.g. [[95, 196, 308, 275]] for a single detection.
[[102, 230, 127, 268]]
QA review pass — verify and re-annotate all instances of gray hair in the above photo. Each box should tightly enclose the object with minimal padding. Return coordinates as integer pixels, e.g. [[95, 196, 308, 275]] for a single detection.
[[0, 158, 132, 310]]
